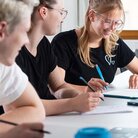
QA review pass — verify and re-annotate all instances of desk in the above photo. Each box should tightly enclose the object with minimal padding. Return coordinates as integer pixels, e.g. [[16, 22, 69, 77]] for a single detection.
[[43, 71, 138, 138]]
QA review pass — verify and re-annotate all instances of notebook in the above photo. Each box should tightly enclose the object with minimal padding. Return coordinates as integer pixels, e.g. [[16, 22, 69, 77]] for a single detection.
[[110, 127, 138, 138], [104, 89, 138, 99]]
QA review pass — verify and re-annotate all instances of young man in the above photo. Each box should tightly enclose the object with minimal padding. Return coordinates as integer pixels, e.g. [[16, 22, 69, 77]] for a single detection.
[[0, 0, 45, 135]]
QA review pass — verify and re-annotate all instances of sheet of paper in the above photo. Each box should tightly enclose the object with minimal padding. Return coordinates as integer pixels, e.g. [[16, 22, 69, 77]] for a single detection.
[[82, 106, 132, 115], [110, 70, 132, 89], [104, 89, 138, 99]]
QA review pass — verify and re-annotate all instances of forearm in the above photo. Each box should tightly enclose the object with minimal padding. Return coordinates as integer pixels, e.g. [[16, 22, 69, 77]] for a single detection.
[[42, 99, 74, 116], [43, 91, 102, 116], [54, 83, 82, 99], [69, 83, 86, 92], [0, 106, 44, 132]]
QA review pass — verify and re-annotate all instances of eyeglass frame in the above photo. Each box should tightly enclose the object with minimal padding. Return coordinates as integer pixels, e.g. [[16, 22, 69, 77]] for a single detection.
[[43, 4, 68, 20], [93, 10, 124, 30]]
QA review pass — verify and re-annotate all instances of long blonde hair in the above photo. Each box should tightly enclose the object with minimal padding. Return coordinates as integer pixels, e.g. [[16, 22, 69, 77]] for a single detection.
[[78, 0, 124, 68]]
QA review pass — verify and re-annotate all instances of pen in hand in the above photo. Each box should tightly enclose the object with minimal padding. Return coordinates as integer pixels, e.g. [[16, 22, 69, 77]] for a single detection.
[[0, 119, 51, 134], [79, 76, 104, 101], [95, 64, 108, 89]]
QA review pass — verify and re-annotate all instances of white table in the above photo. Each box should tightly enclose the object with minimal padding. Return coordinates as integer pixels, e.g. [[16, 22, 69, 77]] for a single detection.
[[43, 71, 138, 138]]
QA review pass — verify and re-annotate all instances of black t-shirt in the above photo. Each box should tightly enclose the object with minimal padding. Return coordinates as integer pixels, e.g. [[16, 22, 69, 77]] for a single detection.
[[16, 36, 56, 99], [0, 106, 4, 114], [52, 30, 135, 84]]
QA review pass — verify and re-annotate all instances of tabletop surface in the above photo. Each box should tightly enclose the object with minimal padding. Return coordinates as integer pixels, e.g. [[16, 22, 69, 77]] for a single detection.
[[43, 71, 138, 138]]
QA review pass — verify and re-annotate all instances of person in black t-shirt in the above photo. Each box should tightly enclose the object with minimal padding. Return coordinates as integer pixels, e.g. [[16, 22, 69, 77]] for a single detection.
[[16, 0, 103, 116], [52, 0, 138, 90]]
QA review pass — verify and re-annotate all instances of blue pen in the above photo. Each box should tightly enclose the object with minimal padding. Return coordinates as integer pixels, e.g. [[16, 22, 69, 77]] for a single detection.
[[95, 64, 105, 81], [95, 64, 107, 89]]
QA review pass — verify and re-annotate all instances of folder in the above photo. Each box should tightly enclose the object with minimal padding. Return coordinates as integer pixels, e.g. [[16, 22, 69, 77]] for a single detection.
[[104, 89, 138, 99]]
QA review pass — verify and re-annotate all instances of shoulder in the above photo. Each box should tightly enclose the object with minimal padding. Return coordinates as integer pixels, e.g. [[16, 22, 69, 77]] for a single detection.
[[0, 63, 28, 105], [116, 38, 131, 48], [0, 63, 27, 79], [52, 29, 77, 41], [115, 38, 131, 51], [115, 38, 135, 57], [116, 38, 134, 53]]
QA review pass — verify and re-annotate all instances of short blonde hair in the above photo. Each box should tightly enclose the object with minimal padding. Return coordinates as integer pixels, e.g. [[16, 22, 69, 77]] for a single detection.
[[18, 0, 39, 8], [0, 0, 39, 33]]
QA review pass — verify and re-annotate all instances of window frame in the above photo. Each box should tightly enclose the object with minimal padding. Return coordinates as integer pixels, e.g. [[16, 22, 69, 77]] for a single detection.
[[120, 30, 138, 39]]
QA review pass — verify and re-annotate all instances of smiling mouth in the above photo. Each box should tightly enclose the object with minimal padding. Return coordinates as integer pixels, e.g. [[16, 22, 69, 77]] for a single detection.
[[103, 30, 112, 35]]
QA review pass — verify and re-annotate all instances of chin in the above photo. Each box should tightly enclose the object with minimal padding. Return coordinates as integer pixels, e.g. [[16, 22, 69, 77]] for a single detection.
[[5, 58, 15, 66], [46, 31, 56, 36], [102, 33, 111, 39], [103, 36, 109, 39], [2, 62, 13, 66]]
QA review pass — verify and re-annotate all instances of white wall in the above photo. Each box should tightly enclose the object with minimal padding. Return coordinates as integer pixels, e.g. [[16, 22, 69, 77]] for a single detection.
[[62, 0, 88, 31], [61, 0, 78, 31], [47, 0, 78, 41], [122, 0, 138, 30]]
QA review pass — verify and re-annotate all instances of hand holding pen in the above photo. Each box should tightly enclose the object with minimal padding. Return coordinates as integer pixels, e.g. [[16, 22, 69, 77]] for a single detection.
[[88, 77, 109, 91], [79, 76, 104, 101], [0, 119, 50, 138]]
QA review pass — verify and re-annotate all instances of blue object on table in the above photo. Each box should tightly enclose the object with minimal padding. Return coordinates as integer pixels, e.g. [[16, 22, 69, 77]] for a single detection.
[[95, 64, 105, 81], [75, 127, 111, 138]]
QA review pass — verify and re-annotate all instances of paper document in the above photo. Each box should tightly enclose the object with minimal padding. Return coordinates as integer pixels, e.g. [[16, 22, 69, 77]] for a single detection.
[[104, 89, 138, 99], [110, 70, 132, 89], [82, 106, 132, 115]]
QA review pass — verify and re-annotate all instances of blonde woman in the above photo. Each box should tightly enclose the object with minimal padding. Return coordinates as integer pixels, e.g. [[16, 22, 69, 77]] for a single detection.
[[0, 0, 45, 135], [52, 0, 138, 90]]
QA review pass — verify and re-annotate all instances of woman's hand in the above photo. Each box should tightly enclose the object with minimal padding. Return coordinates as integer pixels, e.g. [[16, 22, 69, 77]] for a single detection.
[[129, 74, 138, 89], [85, 78, 109, 92]]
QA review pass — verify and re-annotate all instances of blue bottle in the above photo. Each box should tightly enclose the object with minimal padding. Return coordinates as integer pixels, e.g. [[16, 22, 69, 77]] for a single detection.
[[75, 127, 111, 138]]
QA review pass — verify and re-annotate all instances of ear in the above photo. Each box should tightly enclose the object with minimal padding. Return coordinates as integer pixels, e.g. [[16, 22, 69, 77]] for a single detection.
[[0, 21, 7, 40], [38, 6, 48, 20], [88, 9, 95, 22]]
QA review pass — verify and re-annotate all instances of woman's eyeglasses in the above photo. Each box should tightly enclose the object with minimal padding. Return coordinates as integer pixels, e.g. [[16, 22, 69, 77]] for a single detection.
[[44, 4, 68, 20], [94, 11, 124, 30]]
